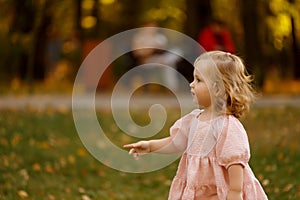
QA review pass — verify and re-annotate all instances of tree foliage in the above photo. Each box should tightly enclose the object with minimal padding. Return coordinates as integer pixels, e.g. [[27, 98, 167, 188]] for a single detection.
[[0, 0, 299, 85]]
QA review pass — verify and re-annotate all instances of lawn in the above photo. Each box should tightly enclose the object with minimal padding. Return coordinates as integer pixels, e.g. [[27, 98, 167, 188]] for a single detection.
[[0, 107, 300, 200]]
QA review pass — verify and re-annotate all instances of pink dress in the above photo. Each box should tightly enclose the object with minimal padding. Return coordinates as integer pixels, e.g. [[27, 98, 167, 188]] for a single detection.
[[168, 109, 268, 200]]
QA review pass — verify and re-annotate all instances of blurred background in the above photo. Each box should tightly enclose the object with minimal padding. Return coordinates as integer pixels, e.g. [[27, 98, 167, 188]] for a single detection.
[[1, 0, 300, 94], [1, 1, 300, 200]]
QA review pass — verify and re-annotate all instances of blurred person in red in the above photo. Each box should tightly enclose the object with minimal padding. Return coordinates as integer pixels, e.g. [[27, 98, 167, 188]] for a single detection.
[[198, 19, 235, 53]]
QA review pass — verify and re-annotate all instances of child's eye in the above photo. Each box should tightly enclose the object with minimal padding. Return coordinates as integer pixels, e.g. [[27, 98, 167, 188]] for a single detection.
[[196, 78, 201, 82]]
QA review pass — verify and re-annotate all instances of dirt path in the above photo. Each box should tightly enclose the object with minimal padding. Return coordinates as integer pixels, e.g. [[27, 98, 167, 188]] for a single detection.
[[0, 94, 299, 110]]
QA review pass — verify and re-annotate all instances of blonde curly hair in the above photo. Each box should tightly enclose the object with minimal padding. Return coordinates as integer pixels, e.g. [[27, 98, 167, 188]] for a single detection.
[[194, 51, 256, 118]]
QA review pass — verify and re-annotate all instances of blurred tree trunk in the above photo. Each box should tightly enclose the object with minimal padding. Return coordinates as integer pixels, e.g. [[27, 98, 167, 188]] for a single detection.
[[290, 16, 300, 79], [32, 0, 53, 80], [241, 0, 265, 86], [180, 0, 212, 82], [81, 0, 101, 39], [75, 0, 83, 41], [185, 0, 212, 40], [73, 0, 83, 65], [121, 0, 141, 29], [91, 0, 101, 38], [9, 0, 35, 80]]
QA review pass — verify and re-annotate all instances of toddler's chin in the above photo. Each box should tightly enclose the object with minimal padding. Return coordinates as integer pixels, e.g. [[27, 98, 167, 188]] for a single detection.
[[192, 96, 198, 104]]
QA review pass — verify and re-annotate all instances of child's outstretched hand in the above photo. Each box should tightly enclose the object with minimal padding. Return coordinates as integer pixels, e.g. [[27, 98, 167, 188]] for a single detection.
[[123, 141, 151, 160]]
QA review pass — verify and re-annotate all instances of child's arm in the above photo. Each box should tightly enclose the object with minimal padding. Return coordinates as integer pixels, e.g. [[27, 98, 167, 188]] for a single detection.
[[123, 137, 179, 160], [226, 164, 244, 200]]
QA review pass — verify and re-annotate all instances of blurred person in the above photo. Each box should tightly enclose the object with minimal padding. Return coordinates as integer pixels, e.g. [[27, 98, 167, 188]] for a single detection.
[[146, 47, 183, 91], [124, 51, 268, 200], [198, 19, 235, 53], [131, 22, 182, 91], [131, 22, 167, 65]]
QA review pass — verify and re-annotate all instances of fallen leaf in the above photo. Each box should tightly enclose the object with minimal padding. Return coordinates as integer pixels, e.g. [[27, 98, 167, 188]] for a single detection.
[[32, 163, 41, 171], [78, 187, 86, 194], [262, 179, 269, 186], [19, 169, 29, 181], [77, 148, 87, 157], [68, 155, 76, 164], [45, 163, 54, 174], [48, 194, 55, 200], [277, 152, 284, 161], [65, 188, 71, 194], [81, 195, 91, 200], [11, 134, 22, 147], [18, 190, 28, 199], [284, 184, 293, 192]]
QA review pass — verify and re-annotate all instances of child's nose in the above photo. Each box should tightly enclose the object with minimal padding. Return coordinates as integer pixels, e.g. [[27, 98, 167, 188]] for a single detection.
[[190, 81, 194, 88]]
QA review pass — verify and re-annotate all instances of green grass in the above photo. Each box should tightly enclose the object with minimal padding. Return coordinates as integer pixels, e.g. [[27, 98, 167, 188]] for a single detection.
[[0, 107, 300, 199]]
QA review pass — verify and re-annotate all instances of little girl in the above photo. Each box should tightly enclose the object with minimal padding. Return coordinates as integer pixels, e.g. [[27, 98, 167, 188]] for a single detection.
[[124, 51, 268, 200]]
